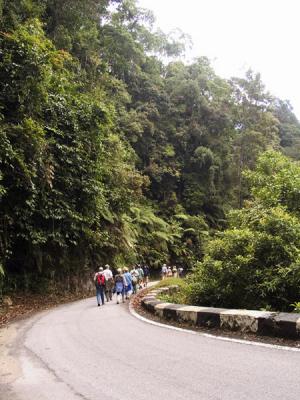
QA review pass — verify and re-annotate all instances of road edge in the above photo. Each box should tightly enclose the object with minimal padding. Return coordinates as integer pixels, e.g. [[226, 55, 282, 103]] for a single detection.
[[129, 293, 300, 353]]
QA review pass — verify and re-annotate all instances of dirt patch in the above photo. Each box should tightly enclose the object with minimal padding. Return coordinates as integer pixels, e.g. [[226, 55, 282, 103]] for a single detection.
[[132, 287, 300, 349]]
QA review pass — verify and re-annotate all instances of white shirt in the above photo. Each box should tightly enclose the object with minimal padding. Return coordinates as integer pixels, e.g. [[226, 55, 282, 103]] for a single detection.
[[103, 269, 113, 280]]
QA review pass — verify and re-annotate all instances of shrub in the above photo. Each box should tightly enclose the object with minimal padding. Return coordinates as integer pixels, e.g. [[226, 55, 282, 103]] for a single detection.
[[185, 152, 300, 311]]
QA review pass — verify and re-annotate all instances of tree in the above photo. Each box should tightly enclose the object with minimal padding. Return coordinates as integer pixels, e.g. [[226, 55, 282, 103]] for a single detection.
[[187, 151, 300, 311], [1, 0, 299, 296]]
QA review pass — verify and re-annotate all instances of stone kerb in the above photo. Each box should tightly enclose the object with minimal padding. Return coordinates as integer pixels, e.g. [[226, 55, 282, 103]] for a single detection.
[[141, 286, 300, 339]]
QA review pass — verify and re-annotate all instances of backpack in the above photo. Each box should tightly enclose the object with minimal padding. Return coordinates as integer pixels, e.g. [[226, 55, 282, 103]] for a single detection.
[[96, 273, 105, 287]]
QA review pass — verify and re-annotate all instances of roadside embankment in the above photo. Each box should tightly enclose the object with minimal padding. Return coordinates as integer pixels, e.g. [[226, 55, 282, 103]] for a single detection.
[[141, 286, 300, 339]]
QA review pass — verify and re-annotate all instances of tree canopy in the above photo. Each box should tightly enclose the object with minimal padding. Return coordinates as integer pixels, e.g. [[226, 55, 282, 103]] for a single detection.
[[1, 0, 300, 308]]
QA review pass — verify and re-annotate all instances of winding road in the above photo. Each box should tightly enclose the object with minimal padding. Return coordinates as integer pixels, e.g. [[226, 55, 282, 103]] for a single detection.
[[1, 296, 300, 400]]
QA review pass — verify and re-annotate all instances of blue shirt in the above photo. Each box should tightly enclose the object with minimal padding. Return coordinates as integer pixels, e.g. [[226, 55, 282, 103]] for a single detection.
[[123, 272, 132, 286]]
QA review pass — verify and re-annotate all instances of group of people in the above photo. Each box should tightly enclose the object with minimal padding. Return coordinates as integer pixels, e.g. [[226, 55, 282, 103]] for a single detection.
[[161, 264, 184, 279], [93, 264, 150, 306]]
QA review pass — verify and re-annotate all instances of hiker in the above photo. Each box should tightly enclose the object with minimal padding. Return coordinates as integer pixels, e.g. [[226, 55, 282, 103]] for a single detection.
[[161, 264, 167, 280], [94, 267, 106, 306], [137, 264, 144, 289], [114, 268, 125, 304], [172, 265, 178, 278], [103, 264, 114, 301], [131, 265, 139, 294], [167, 266, 173, 277], [123, 267, 133, 299], [142, 264, 150, 287], [178, 267, 184, 278]]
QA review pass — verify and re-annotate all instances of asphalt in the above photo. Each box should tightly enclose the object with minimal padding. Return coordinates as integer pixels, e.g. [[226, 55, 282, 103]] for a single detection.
[[1, 295, 300, 400]]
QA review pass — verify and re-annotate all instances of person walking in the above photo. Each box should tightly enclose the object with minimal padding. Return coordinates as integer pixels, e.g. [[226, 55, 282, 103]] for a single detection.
[[123, 267, 133, 299], [137, 264, 144, 289], [103, 264, 114, 301], [167, 266, 173, 277], [114, 268, 125, 304], [131, 265, 139, 294], [161, 264, 167, 280], [172, 265, 178, 278], [142, 264, 150, 287], [94, 267, 106, 306]]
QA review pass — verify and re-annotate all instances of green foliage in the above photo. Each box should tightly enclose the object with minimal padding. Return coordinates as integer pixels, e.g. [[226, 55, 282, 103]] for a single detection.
[[127, 205, 180, 266], [155, 278, 189, 304], [244, 150, 300, 212], [186, 151, 300, 311], [0, 14, 145, 288], [155, 277, 186, 289], [1, 0, 300, 301], [291, 302, 300, 313], [273, 99, 300, 160]]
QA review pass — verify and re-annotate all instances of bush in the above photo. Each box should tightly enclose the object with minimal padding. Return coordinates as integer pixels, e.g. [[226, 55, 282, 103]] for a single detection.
[[185, 152, 300, 311], [155, 278, 189, 304]]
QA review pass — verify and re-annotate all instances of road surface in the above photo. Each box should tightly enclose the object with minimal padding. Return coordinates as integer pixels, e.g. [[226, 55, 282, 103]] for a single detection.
[[1, 296, 300, 400]]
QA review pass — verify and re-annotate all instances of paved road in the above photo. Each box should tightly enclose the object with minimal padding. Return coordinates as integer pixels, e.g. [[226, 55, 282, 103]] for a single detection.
[[1, 296, 300, 400]]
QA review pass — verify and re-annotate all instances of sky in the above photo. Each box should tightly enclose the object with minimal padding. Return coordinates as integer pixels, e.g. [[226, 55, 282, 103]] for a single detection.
[[138, 0, 300, 119]]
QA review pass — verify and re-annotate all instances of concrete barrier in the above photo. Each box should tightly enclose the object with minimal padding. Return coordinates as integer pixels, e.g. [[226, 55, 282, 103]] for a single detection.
[[141, 286, 300, 339]]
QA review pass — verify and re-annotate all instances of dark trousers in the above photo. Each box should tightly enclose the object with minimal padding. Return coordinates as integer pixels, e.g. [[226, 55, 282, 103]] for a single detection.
[[96, 286, 105, 305]]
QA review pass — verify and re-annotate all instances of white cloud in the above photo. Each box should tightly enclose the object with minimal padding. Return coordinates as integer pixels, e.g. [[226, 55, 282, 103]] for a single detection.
[[138, 0, 300, 118]]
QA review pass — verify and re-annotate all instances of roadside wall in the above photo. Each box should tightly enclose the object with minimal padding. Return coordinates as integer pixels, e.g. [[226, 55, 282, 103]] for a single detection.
[[141, 286, 300, 339]]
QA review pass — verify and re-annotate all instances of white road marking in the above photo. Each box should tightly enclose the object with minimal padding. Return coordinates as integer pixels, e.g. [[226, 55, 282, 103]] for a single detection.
[[129, 301, 300, 353]]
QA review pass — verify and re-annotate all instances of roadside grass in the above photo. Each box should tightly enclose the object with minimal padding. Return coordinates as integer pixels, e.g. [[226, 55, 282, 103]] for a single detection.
[[154, 277, 186, 288], [154, 278, 189, 304]]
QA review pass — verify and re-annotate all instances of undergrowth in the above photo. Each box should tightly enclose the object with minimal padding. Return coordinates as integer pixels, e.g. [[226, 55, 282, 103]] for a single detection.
[[155, 278, 189, 304]]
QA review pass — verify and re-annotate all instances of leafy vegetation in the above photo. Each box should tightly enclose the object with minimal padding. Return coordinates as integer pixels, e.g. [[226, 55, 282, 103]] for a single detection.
[[155, 278, 189, 304], [0, 1, 300, 310], [155, 277, 186, 289], [291, 302, 300, 313], [186, 152, 300, 311]]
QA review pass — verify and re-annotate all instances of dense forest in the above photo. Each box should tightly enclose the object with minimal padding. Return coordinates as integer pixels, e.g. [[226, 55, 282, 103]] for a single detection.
[[1, 0, 300, 309]]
